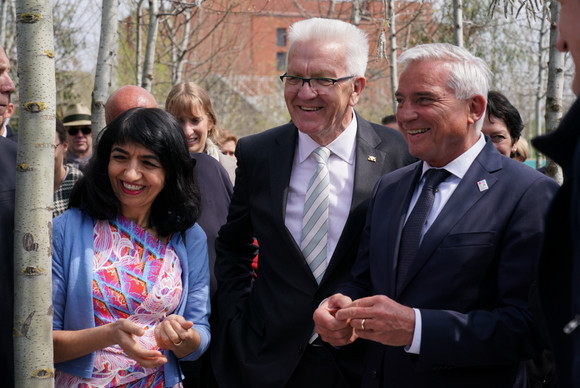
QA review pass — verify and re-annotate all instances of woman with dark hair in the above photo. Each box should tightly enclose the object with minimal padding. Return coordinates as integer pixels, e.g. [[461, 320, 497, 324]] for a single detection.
[[482, 90, 525, 158], [52, 108, 210, 388]]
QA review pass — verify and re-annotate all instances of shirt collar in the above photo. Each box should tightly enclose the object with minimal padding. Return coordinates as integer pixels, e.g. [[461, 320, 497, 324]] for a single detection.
[[297, 109, 357, 164], [421, 133, 486, 179]]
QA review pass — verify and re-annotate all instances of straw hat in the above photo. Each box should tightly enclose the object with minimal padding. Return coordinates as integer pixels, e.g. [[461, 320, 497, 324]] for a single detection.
[[62, 103, 91, 127]]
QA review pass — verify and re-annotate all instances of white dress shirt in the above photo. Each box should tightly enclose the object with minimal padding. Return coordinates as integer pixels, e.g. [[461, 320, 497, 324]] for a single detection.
[[406, 133, 486, 354], [285, 112, 358, 267]]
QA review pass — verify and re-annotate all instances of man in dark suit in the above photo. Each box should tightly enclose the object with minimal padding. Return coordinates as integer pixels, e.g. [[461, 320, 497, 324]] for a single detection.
[[0, 44, 17, 387], [212, 18, 414, 388], [314, 43, 559, 388], [532, 0, 580, 386]]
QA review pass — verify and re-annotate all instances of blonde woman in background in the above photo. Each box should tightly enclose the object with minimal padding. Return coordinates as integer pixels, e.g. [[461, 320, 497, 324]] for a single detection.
[[513, 137, 530, 163], [165, 82, 236, 184], [220, 132, 238, 159]]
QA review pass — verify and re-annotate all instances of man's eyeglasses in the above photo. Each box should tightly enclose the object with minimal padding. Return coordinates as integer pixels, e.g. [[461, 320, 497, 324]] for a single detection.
[[67, 126, 92, 136], [279, 73, 354, 90]]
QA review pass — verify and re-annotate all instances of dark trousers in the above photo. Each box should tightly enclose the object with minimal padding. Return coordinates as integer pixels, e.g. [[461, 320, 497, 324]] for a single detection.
[[284, 344, 351, 388]]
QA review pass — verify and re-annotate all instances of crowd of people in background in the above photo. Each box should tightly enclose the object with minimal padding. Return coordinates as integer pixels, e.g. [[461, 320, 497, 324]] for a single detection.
[[1, 2, 580, 386]]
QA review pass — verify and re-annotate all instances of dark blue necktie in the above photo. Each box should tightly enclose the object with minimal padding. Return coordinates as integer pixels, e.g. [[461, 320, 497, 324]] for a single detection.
[[396, 168, 450, 293]]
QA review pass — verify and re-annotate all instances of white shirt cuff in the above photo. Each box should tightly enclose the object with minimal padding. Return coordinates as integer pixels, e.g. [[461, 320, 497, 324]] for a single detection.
[[404, 308, 421, 354]]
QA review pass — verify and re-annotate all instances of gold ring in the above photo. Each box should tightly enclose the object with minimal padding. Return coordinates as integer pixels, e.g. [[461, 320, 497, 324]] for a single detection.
[[361, 319, 366, 331], [174, 339, 183, 346]]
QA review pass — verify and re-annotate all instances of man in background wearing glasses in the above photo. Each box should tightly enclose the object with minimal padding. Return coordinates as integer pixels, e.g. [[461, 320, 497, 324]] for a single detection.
[[62, 103, 92, 172], [212, 18, 414, 388]]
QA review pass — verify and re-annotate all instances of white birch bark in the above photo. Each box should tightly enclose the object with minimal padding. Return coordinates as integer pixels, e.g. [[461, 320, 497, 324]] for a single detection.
[[141, 0, 159, 92], [453, 0, 463, 47], [326, 0, 336, 19], [352, 0, 360, 25], [173, 5, 192, 85], [535, 3, 548, 169], [92, 0, 118, 140], [0, 0, 8, 48], [543, 0, 565, 184], [1, 0, 16, 56], [388, 0, 398, 114], [135, 0, 145, 86], [13, 0, 56, 386]]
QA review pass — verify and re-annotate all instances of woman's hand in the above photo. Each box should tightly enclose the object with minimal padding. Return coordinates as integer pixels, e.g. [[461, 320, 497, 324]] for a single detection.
[[154, 314, 201, 359], [53, 318, 167, 368], [111, 319, 167, 368]]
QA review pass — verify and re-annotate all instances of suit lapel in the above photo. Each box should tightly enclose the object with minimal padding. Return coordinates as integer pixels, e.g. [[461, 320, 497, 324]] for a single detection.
[[322, 114, 388, 283], [269, 124, 299, 241], [350, 115, 389, 209], [386, 164, 422, 297], [396, 140, 503, 295]]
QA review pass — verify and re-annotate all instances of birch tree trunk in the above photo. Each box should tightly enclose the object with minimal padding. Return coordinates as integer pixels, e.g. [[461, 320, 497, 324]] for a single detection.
[[453, 0, 463, 47], [0, 0, 8, 48], [325, 0, 336, 19], [388, 0, 397, 114], [135, 0, 145, 86], [141, 0, 159, 92], [535, 3, 548, 169], [543, 0, 565, 184], [1, 0, 16, 56], [92, 0, 118, 141], [352, 0, 360, 25], [171, 5, 192, 85], [13, 0, 56, 386]]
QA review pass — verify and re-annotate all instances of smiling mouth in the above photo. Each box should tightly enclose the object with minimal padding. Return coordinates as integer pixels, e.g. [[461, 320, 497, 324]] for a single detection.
[[121, 181, 145, 193], [299, 106, 322, 112], [407, 128, 430, 135]]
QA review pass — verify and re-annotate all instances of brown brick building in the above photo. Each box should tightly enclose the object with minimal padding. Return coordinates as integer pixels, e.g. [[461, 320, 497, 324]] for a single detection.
[[139, 0, 433, 135]]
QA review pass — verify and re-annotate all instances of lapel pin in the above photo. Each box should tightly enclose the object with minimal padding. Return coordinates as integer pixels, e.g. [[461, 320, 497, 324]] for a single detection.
[[367, 155, 377, 163], [477, 179, 489, 192]]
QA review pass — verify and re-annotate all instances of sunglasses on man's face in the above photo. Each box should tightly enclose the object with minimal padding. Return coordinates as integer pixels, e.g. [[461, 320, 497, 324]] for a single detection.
[[67, 126, 92, 136]]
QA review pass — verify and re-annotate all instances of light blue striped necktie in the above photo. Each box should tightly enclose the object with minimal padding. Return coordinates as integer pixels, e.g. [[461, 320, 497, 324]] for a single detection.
[[301, 146, 331, 284]]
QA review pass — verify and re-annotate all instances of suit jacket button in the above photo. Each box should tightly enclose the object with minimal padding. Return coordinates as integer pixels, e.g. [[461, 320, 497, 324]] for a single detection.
[[298, 345, 303, 353]]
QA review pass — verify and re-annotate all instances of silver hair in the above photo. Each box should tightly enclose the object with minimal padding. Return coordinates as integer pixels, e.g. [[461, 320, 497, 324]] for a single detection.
[[286, 18, 369, 77], [398, 43, 491, 131]]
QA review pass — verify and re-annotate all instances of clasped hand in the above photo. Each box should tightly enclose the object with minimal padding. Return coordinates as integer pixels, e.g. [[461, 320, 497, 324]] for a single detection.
[[312, 294, 415, 347], [113, 314, 196, 367]]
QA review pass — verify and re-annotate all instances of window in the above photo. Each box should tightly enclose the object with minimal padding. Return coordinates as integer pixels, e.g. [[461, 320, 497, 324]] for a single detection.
[[277, 52, 286, 71], [276, 28, 287, 47]]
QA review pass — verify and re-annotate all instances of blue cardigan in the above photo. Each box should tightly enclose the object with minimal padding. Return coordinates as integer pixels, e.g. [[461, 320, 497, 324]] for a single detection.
[[52, 208, 211, 387]]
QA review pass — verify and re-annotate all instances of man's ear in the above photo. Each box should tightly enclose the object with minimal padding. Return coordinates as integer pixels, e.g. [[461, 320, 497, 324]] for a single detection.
[[349, 76, 366, 106], [467, 94, 486, 125]]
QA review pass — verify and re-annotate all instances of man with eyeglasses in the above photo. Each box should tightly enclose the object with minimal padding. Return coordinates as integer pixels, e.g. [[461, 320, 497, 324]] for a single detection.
[[62, 103, 92, 172], [212, 18, 414, 388]]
